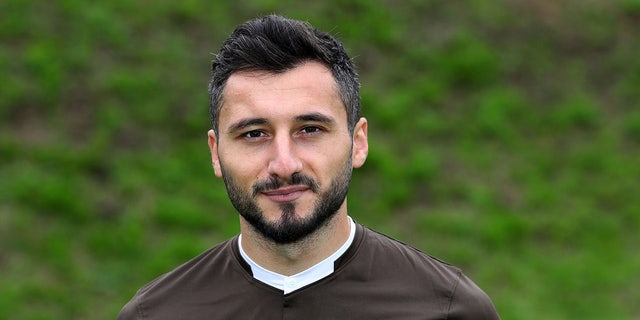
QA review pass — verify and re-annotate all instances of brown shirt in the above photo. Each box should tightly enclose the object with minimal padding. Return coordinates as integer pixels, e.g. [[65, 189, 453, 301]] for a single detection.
[[118, 224, 500, 319]]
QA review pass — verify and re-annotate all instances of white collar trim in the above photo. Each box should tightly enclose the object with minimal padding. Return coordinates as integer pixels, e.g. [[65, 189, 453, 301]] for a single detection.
[[239, 217, 356, 294]]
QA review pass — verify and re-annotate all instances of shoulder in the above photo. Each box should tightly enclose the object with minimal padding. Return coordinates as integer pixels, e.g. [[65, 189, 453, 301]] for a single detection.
[[358, 224, 460, 275], [117, 237, 246, 319], [356, 225, 501, 319], [138, 237, 240, 293]]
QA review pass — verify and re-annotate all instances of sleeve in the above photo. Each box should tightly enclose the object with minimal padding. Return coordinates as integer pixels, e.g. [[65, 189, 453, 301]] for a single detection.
[[446, 271, 501, 320]]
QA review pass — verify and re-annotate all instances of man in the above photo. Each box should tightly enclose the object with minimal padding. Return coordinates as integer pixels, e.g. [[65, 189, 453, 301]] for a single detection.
[[118, 15, 500, 319]]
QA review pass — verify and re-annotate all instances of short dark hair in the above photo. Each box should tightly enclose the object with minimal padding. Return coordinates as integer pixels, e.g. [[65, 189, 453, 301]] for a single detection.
[[208, 15, 360, 136]]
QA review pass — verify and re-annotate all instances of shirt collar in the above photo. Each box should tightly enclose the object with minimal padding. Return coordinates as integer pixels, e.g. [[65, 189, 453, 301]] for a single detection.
[[238, 217, 356, 294]]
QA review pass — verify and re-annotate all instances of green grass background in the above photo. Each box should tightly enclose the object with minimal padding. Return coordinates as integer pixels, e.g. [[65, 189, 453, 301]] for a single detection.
[[2, 0, 639, 319]]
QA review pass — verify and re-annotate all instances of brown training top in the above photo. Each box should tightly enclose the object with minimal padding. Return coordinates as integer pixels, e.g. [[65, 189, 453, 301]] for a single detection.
[[118, 223, 500, 319]]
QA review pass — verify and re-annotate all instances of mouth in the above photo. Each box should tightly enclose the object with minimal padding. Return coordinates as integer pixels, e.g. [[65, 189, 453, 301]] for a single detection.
[[261, 185, 310, 203]]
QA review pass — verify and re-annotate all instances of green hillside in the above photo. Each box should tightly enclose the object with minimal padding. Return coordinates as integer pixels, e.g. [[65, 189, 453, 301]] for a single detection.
[[1, 1, 639, 319]]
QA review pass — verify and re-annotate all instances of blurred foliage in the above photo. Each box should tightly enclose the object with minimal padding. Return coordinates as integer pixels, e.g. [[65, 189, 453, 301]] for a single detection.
[[1, 0, 640, 319]]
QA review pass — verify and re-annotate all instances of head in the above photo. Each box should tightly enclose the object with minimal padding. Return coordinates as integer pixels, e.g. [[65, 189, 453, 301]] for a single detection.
[[207, 15, 368, 244], [208, 14, 361, 137]]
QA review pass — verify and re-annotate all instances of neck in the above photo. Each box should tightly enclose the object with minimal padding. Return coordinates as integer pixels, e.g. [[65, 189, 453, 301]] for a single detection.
[[240, 212, 351, 276]]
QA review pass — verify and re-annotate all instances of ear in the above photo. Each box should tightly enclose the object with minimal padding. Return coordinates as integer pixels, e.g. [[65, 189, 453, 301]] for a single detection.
[[351, 117, 368, 168], [207, 130, 223, 178]]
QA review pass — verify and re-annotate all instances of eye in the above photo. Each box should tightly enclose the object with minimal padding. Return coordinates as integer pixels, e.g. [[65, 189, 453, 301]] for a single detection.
[[241, 130, 267, 139], [299, 126, 323, 135]]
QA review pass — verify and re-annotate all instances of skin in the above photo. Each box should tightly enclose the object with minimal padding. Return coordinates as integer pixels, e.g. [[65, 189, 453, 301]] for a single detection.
[[208, 61, 368, 275]]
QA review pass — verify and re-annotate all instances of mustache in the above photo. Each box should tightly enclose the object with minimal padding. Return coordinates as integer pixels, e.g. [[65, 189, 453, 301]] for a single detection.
[[252, 173, 320, 196]]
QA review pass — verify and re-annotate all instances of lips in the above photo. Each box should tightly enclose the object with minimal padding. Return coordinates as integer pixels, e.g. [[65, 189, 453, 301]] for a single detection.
[[261, 185, 310, 203]]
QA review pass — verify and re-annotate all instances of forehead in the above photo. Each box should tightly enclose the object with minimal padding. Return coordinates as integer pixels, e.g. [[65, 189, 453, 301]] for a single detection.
[[219, 62, 346, 128]]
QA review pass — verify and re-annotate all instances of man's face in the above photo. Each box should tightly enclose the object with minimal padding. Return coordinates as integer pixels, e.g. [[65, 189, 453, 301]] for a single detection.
[[208, 61, 368, 244]]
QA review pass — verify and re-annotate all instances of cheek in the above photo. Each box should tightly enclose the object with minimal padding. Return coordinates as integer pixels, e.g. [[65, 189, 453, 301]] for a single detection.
[[317, 149, 352, 182], [219, 153, 261, 184]]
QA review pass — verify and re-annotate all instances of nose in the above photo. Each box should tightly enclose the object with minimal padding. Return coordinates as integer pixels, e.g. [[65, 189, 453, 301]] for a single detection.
[[267, 134, 303, 179]]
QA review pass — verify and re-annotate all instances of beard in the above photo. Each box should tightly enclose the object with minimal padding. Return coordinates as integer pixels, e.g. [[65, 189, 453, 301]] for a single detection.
[[220, 157, 353, 244]]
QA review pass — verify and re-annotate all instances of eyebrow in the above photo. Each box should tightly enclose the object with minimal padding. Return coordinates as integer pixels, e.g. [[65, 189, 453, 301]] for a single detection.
[[226, 118, 268, 134], [225, 112, 337, 134], [295, 112, 336, 126]]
